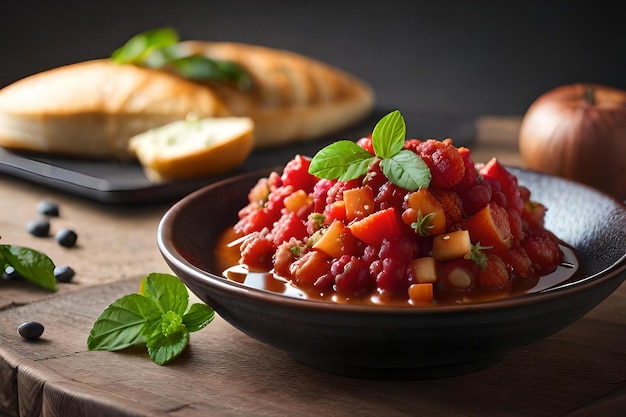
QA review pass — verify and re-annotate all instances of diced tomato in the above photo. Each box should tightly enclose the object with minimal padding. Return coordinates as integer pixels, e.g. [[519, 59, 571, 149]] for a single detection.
[[348, 208, 405, 246]]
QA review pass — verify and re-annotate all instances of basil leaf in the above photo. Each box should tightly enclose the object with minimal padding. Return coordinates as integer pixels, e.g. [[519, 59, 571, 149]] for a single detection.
[[111, 27, 179, 64], [87, 294, 161, 351], [183, 303, 215, 333], [380, 150, 431, 191], [139, 273, 189, 316], [170, 55, 252, 90], [372, 110, 405, 159], [309, 140, 375, 181], [146, 327, 190, 366], [0, 244, 56, 291]]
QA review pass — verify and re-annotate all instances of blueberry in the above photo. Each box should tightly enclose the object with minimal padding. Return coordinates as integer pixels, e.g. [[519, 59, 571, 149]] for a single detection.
[[54, 265, 75, 283], [55, 228, 78, 247], [3, 266, 23, 281], [18, 321, 44, 340], [26, 218, 50, 237], [37, 200, 60, 217]]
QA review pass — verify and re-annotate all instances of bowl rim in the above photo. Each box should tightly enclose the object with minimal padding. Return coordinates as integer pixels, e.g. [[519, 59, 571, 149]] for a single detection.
[[157, 169, 626, 315]]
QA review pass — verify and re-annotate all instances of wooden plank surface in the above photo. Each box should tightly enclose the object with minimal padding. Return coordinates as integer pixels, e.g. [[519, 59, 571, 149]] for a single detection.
[[1, 117, 625, 417]]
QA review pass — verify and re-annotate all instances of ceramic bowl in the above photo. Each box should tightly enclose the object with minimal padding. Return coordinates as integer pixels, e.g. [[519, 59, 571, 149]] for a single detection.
[[157, 167, 626, 379]]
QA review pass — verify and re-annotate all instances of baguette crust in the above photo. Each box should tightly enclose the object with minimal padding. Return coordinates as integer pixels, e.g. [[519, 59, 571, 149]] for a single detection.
[[177, 41, 375, 147], [0, 59, 229, 159]]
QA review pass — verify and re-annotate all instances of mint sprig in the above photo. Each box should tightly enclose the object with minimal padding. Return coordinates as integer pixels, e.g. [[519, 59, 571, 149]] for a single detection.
[[111, 27, 252, 90], [0, 244, 56, 291], [87, 273, 214, 365], [309, 110, 431, 191]]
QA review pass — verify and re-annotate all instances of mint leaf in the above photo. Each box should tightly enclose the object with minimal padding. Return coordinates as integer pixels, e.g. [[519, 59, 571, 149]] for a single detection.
[[380, 150, 431, 191], [87, 273, 215, 365], [372, 110, 406, 158], [183, 303, 215, 332], [87, 293, 161, 351], [140, 272, 189, 316], [0, 244, 56, 291], [309, 140, 374, 181], [147, 328, 190, 366]]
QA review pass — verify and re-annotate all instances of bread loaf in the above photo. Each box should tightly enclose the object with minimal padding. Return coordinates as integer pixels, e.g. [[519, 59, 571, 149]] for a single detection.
[[0, 60, 230, 159], [177, 41, 375, 147], [0, 41, 374, 161]]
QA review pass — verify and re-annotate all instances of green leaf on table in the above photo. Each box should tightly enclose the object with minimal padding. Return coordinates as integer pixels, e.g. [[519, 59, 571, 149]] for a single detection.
[[87, 273, 215, 365], [139, 272, 189, 316], [183, 303, 215, 332], [0, 244, 56, 291], [87, 293, 161, 351]]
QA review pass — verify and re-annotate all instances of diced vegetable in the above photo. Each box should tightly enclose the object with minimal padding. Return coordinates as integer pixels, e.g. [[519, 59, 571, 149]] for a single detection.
[[409, 257, 438, 283], [283, 189, 311, 213], [405, 188, 446, 235], [348, 208, 404, 246], [408, 283, 434, 303], [343, 186, 375, 222], [313, 220, 347, 259], [432, 230, 472, 261], [466, 204, 512, 253]]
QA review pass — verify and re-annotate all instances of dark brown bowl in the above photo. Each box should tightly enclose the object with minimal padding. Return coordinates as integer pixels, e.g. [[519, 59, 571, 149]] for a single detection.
[[157, 167, 626, 379]]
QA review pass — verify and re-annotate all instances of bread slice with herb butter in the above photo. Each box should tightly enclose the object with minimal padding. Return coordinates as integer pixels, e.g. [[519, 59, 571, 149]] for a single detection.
[[128, 117, 254, 181]]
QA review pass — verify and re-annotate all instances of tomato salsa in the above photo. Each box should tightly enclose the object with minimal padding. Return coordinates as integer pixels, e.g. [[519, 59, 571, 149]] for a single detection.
[[222, 111, 569, 306]]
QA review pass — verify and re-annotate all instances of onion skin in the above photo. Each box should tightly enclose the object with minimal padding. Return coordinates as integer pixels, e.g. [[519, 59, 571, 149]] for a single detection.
[[518, 83, 626, 199]]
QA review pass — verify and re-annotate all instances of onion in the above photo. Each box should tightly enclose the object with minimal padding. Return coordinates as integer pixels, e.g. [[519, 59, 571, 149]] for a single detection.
[[518, 83, 626, 200]]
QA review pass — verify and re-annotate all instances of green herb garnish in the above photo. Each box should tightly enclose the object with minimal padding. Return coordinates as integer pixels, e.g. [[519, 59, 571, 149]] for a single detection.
[[111, 27, 252, 90], [87, 273, 214, 365], [465, 242, 493, 270], [0, 244, 56, 291], [309, 110, 431, 190]]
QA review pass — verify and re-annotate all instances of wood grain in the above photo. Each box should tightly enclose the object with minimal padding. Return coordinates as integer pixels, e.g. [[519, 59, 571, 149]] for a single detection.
[[1, 117, 624, 417]]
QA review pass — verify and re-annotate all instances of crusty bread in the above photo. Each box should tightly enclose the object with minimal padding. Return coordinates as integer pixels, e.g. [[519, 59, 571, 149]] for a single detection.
[[128, 117, 254, 181], [0, 59, 230, 159], [0, 42, 374, 161], [176, 41, 375, 147]]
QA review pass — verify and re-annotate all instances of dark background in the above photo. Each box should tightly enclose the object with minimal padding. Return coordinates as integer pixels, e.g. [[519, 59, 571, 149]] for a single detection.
[[2, 0, 625, 123]]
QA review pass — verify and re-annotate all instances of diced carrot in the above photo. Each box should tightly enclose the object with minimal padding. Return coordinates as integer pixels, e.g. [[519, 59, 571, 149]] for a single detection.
[[313, 219, 347, 259], [283, 189, 312, 213], [466, 204, 512, 253], [343, 186, 375, 222], [405, 188, 446, 235], [432, 230, 472, 261], [408, 283, 434, 304]]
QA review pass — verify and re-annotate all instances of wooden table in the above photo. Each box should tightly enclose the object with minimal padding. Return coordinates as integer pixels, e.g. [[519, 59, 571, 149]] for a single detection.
[[1, 117, 625, 417]]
